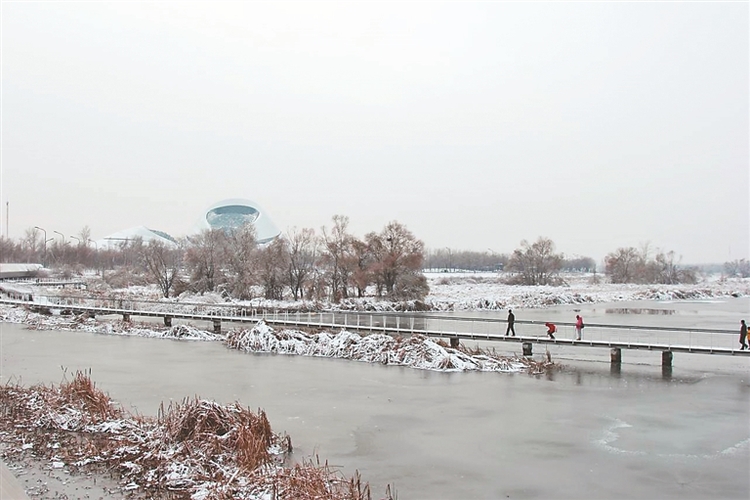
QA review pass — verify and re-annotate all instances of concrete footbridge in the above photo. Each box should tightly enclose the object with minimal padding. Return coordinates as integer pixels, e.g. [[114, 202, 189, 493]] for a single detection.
[[2, 294, 748, 368]]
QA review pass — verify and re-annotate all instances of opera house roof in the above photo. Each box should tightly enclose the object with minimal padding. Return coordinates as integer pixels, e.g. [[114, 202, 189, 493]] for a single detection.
[[97, 198, 280, 248]]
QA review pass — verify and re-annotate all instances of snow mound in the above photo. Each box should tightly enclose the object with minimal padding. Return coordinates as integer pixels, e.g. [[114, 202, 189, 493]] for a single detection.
[[226, 321, 549, 374]]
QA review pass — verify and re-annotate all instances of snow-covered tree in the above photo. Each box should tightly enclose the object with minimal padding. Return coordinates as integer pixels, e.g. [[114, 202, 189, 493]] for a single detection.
[[507, 237, 563, 285]]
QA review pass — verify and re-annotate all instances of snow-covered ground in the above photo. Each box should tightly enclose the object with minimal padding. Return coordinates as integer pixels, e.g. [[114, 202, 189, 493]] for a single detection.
[[17, 271, 750, 313], [125, 272, 750, 311], [420, 272, 750, 310]]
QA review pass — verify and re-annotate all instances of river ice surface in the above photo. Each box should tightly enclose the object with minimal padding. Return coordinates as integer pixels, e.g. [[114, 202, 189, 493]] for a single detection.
[[1, 298, 749, 499]]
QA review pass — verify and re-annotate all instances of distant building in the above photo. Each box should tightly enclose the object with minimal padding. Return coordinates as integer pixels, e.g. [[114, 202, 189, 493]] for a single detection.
[[193, 198, 281, 244], [97, 198, 281, 248], [96, 226, 179, 249]]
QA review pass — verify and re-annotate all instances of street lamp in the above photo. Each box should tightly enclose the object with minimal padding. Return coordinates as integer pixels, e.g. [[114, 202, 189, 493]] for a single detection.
[[88, 239, 98, 250], [70, 236, 82, 245], [53, 231, 65, 245], [34, 226, 47, 266]]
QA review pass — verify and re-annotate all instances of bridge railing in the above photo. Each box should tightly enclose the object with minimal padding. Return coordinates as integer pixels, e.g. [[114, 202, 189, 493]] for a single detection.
[[248, 310, 739, 351], [19, 295, 742, 352]]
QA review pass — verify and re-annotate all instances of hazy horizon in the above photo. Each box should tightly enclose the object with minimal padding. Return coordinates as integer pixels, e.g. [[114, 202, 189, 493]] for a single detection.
[[2, 2, 748, 264]]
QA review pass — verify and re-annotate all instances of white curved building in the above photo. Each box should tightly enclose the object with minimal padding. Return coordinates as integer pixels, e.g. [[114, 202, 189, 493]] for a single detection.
[[193, 198, 281, 244], [96, 226, 179, 249]]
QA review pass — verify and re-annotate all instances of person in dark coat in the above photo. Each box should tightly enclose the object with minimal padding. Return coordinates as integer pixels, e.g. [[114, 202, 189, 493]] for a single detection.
[[740, 319, 748, 350], [506, 309, 516, 336]]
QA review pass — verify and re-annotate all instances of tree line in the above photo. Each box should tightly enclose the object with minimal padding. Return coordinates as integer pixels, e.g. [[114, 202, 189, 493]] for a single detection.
[[499, 237, 700, 286], [0, 217, 428, 302], [0, 225, 739, 293]]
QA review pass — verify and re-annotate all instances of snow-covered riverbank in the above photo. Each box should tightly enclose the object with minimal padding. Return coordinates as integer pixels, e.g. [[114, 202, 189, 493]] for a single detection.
[[0, 304, 552, 376], [23, 272, 750, 314]]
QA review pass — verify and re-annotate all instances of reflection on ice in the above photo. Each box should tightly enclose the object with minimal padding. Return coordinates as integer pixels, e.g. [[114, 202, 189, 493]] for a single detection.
[[605, 308, 676, 315]]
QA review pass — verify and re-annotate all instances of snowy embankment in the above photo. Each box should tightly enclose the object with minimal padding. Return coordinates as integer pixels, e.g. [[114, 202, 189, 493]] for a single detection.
[[0, 305, 552, 375], [0, 305, 219, 341]]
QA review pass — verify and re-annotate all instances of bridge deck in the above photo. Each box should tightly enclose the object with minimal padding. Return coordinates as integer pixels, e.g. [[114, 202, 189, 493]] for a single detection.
[[2, 298, 748, 357]]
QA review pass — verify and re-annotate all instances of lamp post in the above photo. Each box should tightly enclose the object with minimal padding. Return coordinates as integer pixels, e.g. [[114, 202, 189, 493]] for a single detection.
[[70, 236, 81, 245], [53, 231, 65, 245], [34, 226, 47, 266]]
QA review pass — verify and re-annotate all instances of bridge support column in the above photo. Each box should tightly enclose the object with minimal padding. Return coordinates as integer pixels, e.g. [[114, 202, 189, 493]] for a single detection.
[[213, 319, 222, 334], [610, 348, 622, 364], [661, 350, 673, 367], [449, 337, 459, 348], [522, 342, 533, 356], [122, 313, 130, 322], [164, 316, 172, 327]]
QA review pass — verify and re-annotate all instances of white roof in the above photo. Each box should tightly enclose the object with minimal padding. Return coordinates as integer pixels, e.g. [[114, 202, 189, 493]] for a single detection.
[[193, 198, 281, 243], [96, 226, 178, 249]]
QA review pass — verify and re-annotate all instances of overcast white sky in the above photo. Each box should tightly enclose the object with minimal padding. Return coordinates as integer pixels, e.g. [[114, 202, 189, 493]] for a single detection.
[[1, 2, 748, 264]]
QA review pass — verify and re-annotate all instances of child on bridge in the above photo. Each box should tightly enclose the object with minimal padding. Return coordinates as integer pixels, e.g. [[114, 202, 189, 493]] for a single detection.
[[545, 322, 556, 340]]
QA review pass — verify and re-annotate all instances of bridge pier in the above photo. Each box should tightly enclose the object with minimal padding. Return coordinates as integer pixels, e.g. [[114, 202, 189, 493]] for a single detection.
[[213, 319, 222, 334], [449, 337, 459, 348], [661, 350, 673, 367], [610, 348, 622, 364], [522, 342, 533, 356], [122, 313, 130, 322], [164, 316, 172, 327]]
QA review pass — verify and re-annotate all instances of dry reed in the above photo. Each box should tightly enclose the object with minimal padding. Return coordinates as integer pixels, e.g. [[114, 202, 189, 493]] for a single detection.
[[0, 372, 393, 499]]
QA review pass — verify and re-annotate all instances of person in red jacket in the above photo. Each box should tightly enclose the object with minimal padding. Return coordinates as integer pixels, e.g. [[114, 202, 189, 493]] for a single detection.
[[575, 315, 584, 340], [544, 322, 556, 340]]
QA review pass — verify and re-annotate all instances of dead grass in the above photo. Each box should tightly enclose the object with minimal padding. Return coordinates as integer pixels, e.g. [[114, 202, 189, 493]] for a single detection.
[[0, 372, 393, 500]]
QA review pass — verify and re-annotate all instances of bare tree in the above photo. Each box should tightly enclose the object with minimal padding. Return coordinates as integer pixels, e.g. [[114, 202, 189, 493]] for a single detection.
[[78, 226, 92, 244], [724, 259, 750, 278], [22, 227, 41, 262], [651, 250, 696, 284], [507, 237, 563, 285], [368, 221, 427, 299], [140, 240, 182, 298], [321, 215, 354, 302], [286, 227, 318, 301], [349, 238, 374, 298], [606, 246, 696, 284], [256, 238, 289, 300], [604, 247, 642, 283], [223, 224, 258, 300], [184, 229, 227, 293]]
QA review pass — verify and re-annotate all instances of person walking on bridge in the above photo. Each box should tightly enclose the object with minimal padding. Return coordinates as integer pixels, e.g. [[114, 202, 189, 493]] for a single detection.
[[506, 309, 516, 336], [740, 319, 748, 350], [575, 315, 584, 340]]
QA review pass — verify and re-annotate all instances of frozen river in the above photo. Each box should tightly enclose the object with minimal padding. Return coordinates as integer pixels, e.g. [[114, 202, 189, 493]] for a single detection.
[[1, 298, 749, 499]]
